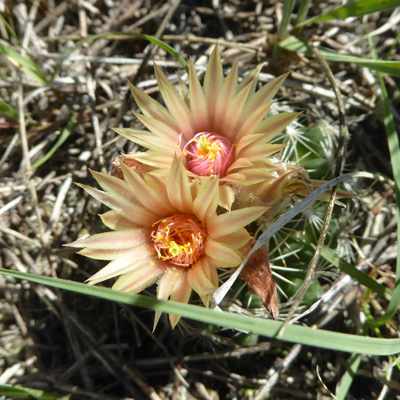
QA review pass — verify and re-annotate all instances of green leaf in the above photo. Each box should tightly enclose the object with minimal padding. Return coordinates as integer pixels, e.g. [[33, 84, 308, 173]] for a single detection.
[[335, 353, 362, 399], [372, 62, 400, 326], [321, 246, 392, 300], [1, 268, 400, 356], [279, 36, 400, 77], [0, 99, 18, 122], [299, 0, 400, 26], [0, 43, 48, 85], [0, 384, 70, 400], [30, 117, 77, 171]]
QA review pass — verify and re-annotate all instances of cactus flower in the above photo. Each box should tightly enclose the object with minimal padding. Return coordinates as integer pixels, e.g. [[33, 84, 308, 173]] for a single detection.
[[69, 157, 267, 328], [113, 46, 299, 209]]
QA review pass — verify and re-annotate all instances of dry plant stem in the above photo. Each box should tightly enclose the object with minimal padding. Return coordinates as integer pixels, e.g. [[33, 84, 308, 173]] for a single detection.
[[277, 43, 348, 338], [78, 0, 105, 168], [254, 343, 302, 400], [17, 73, 47, 248], [113, 0, 182, 128], [21, 0, 40, 49]]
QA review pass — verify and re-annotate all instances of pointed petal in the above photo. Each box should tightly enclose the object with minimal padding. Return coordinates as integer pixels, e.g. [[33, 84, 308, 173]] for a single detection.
[[169, 272, 192, 328], [220, 172, 246, 183], [100, 210, 138, 230], [132, 151, 175, 169], [89, 169, 144, 208], [205, 238, 242, 268], [188, 259, 217, 304], [87, 246, 155, 285], [252, 112, 301, 141], [167, 157, 193, 213], [134, 113, 180, 141], [69, 228, 150, 250], [79, 183, 158, 226], [217, 228, 252, 250], [199, 257, 219, 287], [113, 128, 173, 153], [239, 73, 289, 124], [220, 80, 254, 141], [235, 102, 273, 140], [192, 176, 219, 221], [213, 61, 239, 129], [236, 133, 265, 154], [120, 163, 175, 215], [237, 64, 262, 94], [129, 81, 177, 128], [227, 157, 253, 171], [218, 184, 235, 211], [204, 45, 223, 119], [188, 58, 209, 131], [208, 206, 267, 238], [112, 259, 165, 292], [154, 267, 185, 330], [154, 64, 195, 141], [240, 143, 286, 160]]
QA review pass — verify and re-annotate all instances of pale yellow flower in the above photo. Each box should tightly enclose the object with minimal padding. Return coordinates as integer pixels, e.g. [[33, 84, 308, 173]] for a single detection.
[[69, 157, 267, 328], [113, 46, 299, 209]]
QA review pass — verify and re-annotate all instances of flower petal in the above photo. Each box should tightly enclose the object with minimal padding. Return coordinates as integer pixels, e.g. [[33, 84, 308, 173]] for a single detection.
[[203, 45, 223, 123], [205, 238, 242, 268], [188, 259, 217, 305], [192, 176, 219, 221], [217, 228, 252, 250], [236, 64, 262, 94], [154, 266, 185, 330], [188, 58, 209, 131], [169, 272, 192, 328], [220, 80, 254, 140], [100, 210, 137, 230], [120, 163, 175, 215], [78, 183, 159, 226], [207, 206, 267, 238], [218, 184, 235, 211], [129, 81, 177, 128], [239, 73, 289, 124], [154, 64, 195, 141], [134, 113, 180, 141], [112, 259, 165, 292], [234, 102, 273, 141], [253, 112, 301, 141], [113, 128, 173, 153], [213, 61, 239, 129], [69, 228, 150, 250], [239, 143, 285, 160], [167, 156, 193, 213], [87, 245, 155, 285]]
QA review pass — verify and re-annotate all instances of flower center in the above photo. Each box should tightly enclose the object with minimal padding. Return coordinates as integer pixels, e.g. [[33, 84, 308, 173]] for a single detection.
[[151, 214, 207, 267], [183, 132, 234, 177]]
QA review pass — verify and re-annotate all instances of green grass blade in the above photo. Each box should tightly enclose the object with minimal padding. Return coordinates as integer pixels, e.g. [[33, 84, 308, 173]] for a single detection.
[[335, 353, 362, 400], [0, 99, 18, 122], [54, 32, 188, 78], [2, 268, 400, 356], [278, 36, 400, 77], [373, 71, 400, 326], [273, 0, 296, 59], [0, 384, 70, 400], [0, 43, 48, 85], [0, 13, 20, 42], [383, 354, 400, 372], [298, 0, 400, 26], [30, 117, 77, 171], [321, 246, 392, 300]]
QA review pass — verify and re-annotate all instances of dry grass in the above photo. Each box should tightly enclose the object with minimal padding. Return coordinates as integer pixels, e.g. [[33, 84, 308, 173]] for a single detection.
[[1, 1, 399, 399]]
